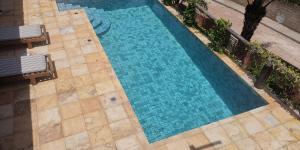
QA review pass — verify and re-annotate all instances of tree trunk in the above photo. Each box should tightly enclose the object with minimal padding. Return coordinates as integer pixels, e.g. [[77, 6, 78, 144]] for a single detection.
[[241, 0, 267, 41]]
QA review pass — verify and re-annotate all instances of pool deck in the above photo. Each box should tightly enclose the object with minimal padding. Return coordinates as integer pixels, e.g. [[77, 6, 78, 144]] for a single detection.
[[0, 0, 300, 149]]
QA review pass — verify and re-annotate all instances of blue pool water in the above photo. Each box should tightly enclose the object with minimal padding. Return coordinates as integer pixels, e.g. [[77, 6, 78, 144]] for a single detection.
[[58, 0, 266, 143]]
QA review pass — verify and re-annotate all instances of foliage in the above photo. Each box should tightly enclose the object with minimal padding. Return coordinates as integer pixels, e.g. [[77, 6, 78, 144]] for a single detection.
[[282, 0, 300, 5], [207, 19, 231, 52], [183, 0, 207, 26], [247, 42, 300, 110], [163, 0, 180, 6]]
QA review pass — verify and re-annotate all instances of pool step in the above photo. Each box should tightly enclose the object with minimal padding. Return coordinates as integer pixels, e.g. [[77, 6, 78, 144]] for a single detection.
[[56, 2, 111, 35], [57, 3, 81, 11], [94, 17, 111, 36], [85, 8, 111, 36]]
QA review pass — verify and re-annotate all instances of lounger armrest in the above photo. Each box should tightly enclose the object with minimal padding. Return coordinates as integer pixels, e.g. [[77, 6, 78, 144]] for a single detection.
[[40, 25, 47, 35], [45, 54, 56, 77]]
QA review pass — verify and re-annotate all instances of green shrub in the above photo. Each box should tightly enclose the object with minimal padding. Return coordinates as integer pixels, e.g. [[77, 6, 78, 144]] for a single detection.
[[207, 19, 231, 52], [183, 0, 207, 26], [282, 0, 300, 5], [163, 0, 180, 6], [247, 42, 300, 110]]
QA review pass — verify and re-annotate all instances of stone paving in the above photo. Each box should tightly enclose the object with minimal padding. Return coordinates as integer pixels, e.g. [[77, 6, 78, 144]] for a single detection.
[[0, 0, 300, 150]]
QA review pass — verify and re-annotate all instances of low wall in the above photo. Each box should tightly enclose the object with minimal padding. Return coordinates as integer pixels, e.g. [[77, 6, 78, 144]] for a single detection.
[[230, 0, 300, 33]]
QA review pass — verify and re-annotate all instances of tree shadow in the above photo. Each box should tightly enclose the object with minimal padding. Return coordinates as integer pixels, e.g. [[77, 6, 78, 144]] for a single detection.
[[189, 141, 222, 150]]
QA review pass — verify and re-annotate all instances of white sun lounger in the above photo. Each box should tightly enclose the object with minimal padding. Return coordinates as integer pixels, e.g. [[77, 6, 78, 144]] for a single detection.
[[0, 54, 56, 84], [0, 25, 49, 48]]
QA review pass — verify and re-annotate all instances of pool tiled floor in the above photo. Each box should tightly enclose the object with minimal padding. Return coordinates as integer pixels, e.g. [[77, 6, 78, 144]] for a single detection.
[[0, 0, 299, 149]]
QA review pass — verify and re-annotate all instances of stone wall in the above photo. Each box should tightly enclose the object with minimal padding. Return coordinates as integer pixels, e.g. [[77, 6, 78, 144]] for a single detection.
[[230, 0, 300, 33]]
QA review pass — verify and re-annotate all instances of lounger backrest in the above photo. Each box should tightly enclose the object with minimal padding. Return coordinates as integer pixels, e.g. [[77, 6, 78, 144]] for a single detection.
[[0, 25, 42, 41], [0, 55, 47, 77]]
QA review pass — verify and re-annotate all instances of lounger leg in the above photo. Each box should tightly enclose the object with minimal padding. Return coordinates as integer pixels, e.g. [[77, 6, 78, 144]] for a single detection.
[[30, 77, 37, 85], [27, 42, 33, 49]]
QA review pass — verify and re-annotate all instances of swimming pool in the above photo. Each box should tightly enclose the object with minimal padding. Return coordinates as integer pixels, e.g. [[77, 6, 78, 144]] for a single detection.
[[58, 0, 267, 143]]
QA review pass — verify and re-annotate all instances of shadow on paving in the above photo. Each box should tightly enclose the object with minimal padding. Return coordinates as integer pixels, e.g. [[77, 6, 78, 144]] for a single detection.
[[189, 141, 222, 150], [0, 0, 34, 150]]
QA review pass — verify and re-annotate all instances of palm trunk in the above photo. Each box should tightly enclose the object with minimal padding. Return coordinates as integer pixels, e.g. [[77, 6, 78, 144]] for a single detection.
[[235, 0, 267, 59], [241, 0, 266, 41]]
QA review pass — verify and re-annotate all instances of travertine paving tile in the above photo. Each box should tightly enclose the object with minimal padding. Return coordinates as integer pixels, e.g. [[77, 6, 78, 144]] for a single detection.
[[91, 70, 113, 83], [14, 100, 31, 117], [0, 104, 13, 119], [65, 132, 91, 150], [253, 131, 284, 150], [81, 41, 98, 54], [99, 91, 123, 109], [14, 114, 34, 133], [129, 117, 143, 132], [56, 68, 73, 79], [284, 120, 300, 140], [55, 78, 76, 94], [71, 64, 89, 77], [69, 55, 86, 65], [115, 135, 142, 150], [38, 123, 63, 144], [63, 39, 80, 50], [34, 81, 56, 98], [253, 109, 279, 128], [76, 85, 97, 99], [95, 80, 116, 96], [109, 119, 136, 140], [185, 134, 213, 150], [54, 59, 71, 69], [270, 107, 294, 123], [60, 101, 82, 120], [238, 115, 265, 135], [166, 139, 190, 150], [40, 139, 66, 150], [87, 61, 109, 73], [79, 97, 102, 113], [38, 107, 61, 127], [0, 118, 13, 138], [83, 110, 107, 130], [105, 105, 128, 123], [0, 135, 13, 150], [84, 52, 102, 63], [221, 120, 248, 141], [66, 46, 83, 57], [62, 116, 85, 136], [13, 131, 33, 150], [35, 95, 58, 112], [93, 142, 117, 150], [13, 87, 35, 101], [50, 50, 67, 60], [268, 125, 297, 146], [235, 138, 261, 150], [203, 126, 231, 148], [0, 91, 13, 105], [88, 125, 113, 147], [73, 74, 94, 88], [58, 90, 79, 105], [285, 141, 300, 150], [217, 143, 239, 150], [59, 26, 74, 34]]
